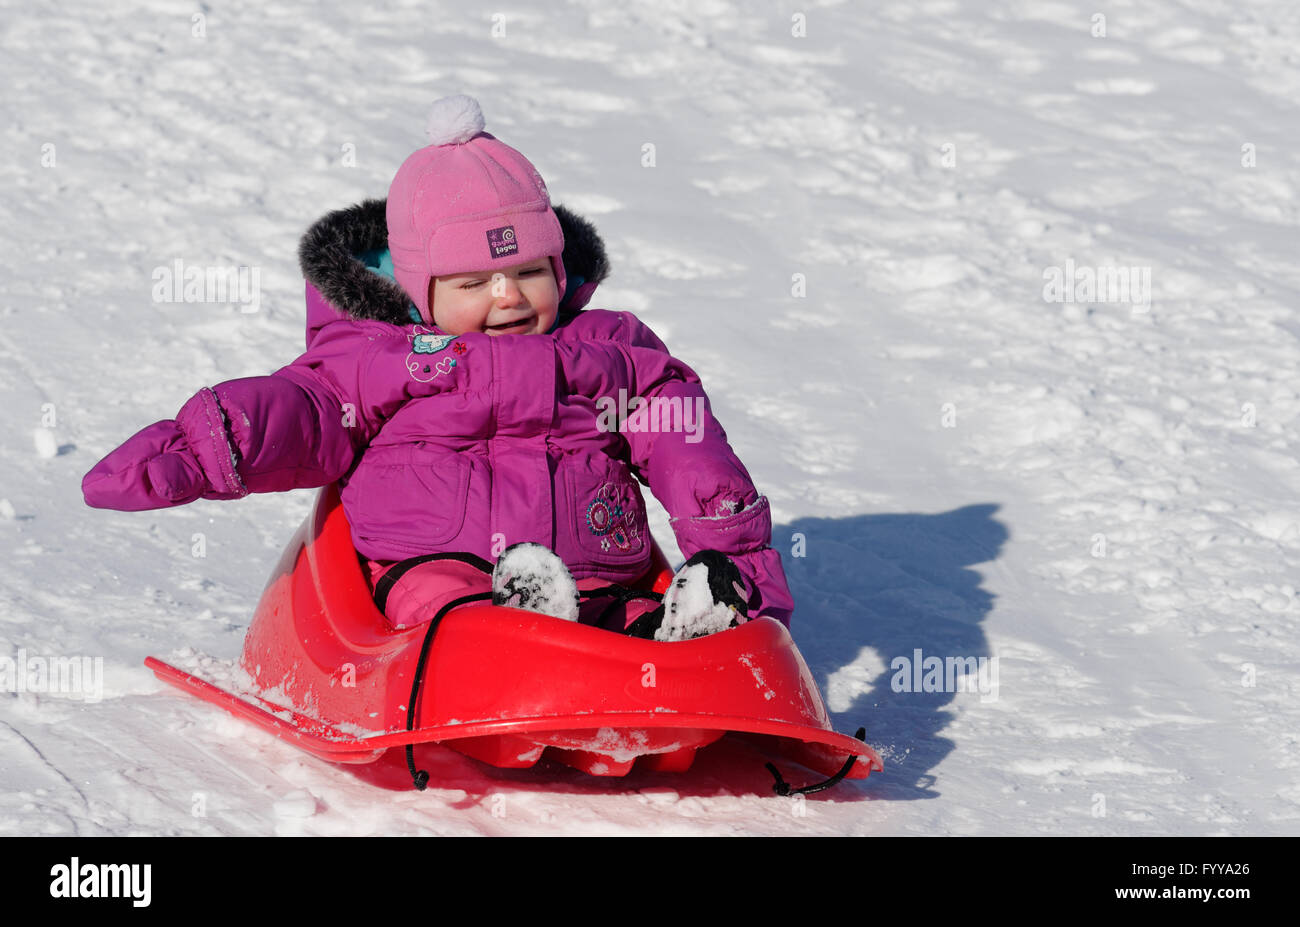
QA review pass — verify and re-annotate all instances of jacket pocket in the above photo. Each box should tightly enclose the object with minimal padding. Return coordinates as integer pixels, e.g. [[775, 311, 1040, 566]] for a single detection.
[[344, 444, 470, 550], [563, 456, 651, 570]]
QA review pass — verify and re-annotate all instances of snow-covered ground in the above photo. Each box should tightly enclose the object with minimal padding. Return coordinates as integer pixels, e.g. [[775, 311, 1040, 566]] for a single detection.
[[3, 0, 1298, 835]]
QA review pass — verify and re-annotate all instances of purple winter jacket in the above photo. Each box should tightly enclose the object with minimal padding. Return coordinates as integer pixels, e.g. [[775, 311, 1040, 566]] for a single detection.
[[82, 200, 795, 624]]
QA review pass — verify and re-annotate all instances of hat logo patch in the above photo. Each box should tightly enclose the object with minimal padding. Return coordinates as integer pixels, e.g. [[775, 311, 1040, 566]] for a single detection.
[[487, 225, 518, 259]]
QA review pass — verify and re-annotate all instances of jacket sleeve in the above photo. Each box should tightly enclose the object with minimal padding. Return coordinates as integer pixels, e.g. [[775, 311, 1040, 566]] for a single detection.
[[612, 314, 795, 625], [83, 325, 488, 511]]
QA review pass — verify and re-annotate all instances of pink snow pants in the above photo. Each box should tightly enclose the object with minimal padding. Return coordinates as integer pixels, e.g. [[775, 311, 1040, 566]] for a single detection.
[[364, 557, 661, 634]]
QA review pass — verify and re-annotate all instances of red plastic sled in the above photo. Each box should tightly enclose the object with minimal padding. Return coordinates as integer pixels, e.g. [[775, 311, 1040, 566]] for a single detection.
[[146, 484, 882, 788]]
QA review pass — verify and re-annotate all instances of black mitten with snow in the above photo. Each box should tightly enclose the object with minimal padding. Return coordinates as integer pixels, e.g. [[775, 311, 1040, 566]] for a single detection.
[[491, 542, 581, 620], [627, 549, 750, 641]]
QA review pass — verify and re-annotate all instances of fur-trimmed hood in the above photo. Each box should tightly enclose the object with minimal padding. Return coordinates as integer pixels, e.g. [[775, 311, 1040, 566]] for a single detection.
[[296, 198, 611, 328]]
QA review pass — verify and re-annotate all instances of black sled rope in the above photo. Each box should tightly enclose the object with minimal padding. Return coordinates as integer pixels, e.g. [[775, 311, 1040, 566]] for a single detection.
[[764, 727, 868, 796], [383, 552, 496, 790], [404, 590, 494, 790]]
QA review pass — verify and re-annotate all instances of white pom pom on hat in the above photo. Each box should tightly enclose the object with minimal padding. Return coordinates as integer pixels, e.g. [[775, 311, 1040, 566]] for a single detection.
[[425, 94, 486, 146]]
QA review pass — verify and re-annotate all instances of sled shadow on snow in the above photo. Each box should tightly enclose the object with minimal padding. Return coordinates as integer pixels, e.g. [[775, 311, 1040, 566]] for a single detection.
[[776, 503, 1008, 802]]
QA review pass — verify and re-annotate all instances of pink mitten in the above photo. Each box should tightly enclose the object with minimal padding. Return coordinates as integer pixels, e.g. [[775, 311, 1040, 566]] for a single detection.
[[82, 388, 247, 511]]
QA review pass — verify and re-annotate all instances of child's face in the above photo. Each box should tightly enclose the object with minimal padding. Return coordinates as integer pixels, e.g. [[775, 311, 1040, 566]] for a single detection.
[[429, 259, 559, 336]]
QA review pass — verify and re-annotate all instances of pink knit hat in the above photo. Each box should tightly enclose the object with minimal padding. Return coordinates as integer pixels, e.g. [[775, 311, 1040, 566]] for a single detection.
[[387, 95, 566, 326]]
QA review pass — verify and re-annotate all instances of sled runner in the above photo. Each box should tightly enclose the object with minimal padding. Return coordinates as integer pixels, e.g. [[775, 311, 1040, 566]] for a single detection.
[[145, 484, 882, 790]]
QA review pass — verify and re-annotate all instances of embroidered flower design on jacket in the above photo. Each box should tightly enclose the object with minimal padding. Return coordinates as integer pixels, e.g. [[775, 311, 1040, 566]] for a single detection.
[[407, 329, 461, 383], [585, 481, 643, 552]]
